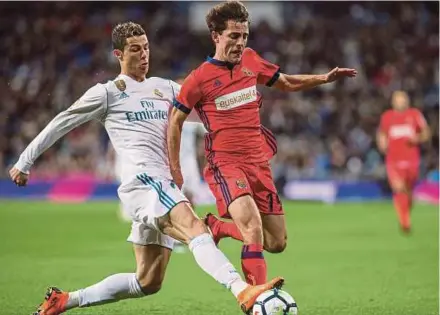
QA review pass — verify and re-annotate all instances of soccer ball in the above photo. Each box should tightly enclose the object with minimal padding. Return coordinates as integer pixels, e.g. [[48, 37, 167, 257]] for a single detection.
[[252, 289, 298, 315]]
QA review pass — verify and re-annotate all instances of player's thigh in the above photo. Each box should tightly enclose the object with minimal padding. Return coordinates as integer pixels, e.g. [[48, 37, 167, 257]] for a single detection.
[[248, 162, 286, 252], [228, 194, 264, 244], [203, 163, 253, 219], [386, 163, 407, 193], [157, 201, 208, 244], [133, 243, 172, 294], [248, 162, 284, 216], [121, 173, 192, 245], [407, 165, 420, 191]]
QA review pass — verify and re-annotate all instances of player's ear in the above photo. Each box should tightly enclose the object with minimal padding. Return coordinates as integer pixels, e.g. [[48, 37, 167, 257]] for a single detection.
[[211, 31, 220, 44], [113, 49, 123, 61]]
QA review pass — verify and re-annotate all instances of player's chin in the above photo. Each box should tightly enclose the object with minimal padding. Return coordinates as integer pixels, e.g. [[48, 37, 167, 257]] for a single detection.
[[229, 54, 242, 64], [139, 64, 149, 73]]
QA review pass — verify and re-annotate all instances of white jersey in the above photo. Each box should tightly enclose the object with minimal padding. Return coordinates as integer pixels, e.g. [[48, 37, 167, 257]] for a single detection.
[[15, 74, 200, 188]]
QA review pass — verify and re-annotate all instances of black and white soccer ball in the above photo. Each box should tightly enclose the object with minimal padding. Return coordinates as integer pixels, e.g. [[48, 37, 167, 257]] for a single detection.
[[252, 289, 298, 315]]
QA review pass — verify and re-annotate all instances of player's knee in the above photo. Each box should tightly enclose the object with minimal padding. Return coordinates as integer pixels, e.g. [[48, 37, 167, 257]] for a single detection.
[[140, 282, 162, 295], [190, 217, 209, 236], [241, 223, 263, 244], [390, 177, 407, 193], [391, 182, 406, 194], [137, 276, 163, 295], [264, 236, 287, 254]]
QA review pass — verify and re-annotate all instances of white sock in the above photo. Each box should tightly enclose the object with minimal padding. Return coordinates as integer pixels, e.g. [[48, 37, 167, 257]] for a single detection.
[[189, 233, 248, 297], [66, 273, 144, 309]]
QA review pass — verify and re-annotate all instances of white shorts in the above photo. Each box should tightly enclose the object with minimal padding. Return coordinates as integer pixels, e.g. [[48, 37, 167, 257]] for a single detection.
[[118, 173, 188, 250]]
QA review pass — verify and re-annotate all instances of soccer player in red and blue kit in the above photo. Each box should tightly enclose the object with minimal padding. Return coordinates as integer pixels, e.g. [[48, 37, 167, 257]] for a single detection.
[[377, 90, 431, 233], [168, 1, 357, 286]]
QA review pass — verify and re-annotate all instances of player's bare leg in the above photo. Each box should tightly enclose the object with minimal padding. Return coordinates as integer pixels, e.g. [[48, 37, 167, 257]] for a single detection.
[[389, 174, 412, 233], [33, 245, 171, 314], [261, 214, 287, 253], [227, 195, 267, 285], [157, 201, 283, 313]]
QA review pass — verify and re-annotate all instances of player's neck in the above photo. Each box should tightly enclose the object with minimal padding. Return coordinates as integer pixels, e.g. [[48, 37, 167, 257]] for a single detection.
[[213, 51, 229, 63], [120, 71, 145, 83], [394, 108, 409, 113]]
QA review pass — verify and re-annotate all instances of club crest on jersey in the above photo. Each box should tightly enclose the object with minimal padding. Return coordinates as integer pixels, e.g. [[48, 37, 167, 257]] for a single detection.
[[236, 179, 247, 189], [241, 67, 254, 76], [114, 79, 126, 91], [154, 89, 163, 98]]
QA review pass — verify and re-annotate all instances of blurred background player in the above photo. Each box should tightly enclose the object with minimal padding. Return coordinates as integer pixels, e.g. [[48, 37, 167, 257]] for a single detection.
[[168, 0, 357, 286], [377, 90, 431, 233]]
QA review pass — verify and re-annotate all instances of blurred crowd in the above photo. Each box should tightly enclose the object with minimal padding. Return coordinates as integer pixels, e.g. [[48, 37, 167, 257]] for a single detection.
[[0, 2, 438, 183]]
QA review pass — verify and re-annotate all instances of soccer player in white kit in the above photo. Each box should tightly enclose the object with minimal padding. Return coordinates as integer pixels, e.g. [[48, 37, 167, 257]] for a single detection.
[[8, 22, 283, 314]]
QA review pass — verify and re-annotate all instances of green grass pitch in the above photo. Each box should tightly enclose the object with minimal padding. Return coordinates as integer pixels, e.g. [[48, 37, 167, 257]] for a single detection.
[[0, 200, 437, 315]]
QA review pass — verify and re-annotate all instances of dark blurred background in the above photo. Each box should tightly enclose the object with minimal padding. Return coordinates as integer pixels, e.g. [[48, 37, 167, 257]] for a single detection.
[[0, 1, 438, 186]]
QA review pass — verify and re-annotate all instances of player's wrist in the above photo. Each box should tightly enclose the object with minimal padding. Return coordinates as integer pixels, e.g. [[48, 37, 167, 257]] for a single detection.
[[320, 74, 329, 84], [170, 165, 181, 172], [14, 159, 31, 175]]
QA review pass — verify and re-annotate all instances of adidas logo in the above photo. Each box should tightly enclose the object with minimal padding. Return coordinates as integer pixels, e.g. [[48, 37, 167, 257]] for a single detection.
[[213, 79, 222, 87], [119, 92, 129, 99]]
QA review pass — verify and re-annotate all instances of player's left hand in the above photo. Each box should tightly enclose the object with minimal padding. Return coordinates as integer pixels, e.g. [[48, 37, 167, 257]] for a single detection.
[[9, 167, 29, 187], [325, 67, 357, 83], [407, 135, 420, 145]]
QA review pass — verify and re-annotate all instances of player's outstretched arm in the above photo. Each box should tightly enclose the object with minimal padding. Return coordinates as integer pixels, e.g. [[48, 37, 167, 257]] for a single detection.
[[273, 67, 357, 92], [9, 84, 107, 186], [168, 107, 189, 188]]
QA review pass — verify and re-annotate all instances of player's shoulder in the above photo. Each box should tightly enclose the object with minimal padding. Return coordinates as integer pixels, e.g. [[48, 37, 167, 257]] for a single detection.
[[148, 76, 180, 99], [381, 109, 394, 117], [147, 76, 172, 86], [408, 107, 422, 115], [102, 76, 128, 94], [191, 62, 211, 78], [243, 47, 257, 56], [82, 82, 108, 99]]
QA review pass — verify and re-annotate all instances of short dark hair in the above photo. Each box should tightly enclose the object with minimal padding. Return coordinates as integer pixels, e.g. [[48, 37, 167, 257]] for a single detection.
[[205, 1, 249, 34], [112, 22, 146, 51]]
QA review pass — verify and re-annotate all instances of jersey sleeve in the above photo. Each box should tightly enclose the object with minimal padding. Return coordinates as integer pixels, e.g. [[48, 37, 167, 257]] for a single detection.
[[169, 79, 202, 123], [248, 48, 281, 87], [173, 71, 202, 115], [14, 84, 107, 174]]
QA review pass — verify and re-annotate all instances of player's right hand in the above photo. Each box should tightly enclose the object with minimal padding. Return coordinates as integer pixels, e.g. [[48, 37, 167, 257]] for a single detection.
[[170, 168, 184, 189], [325, 67, 357, 83], [9, 167, 29, 187]]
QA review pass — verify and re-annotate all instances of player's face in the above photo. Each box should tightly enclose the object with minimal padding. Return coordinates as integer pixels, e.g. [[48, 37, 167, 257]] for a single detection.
[[114, 35, 150, 79], [391, 91, 410, 111], [215, 20, 249, 64]]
